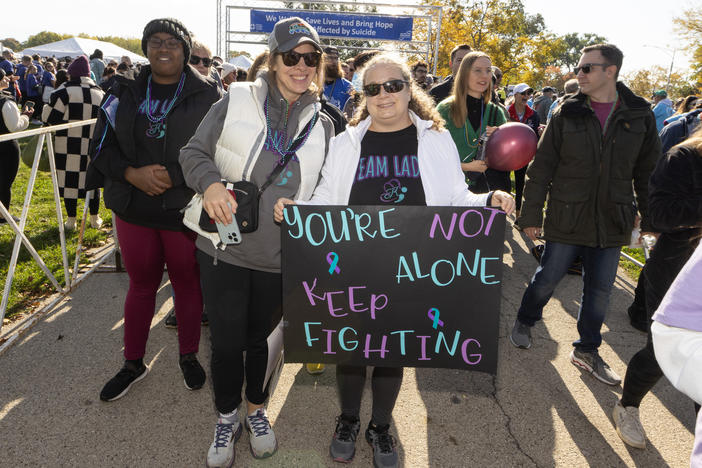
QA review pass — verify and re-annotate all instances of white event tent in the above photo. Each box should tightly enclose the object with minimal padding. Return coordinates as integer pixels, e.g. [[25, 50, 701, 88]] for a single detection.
[[229, 55, 253, 70], [21, 37, 146, 63]]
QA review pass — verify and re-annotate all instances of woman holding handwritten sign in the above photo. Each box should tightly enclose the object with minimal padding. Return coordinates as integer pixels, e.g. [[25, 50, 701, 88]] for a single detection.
[[275, 53, 513, 468]]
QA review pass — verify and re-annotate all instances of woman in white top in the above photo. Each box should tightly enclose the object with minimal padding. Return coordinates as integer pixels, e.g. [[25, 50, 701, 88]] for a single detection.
[[0, 69, 32, 224], [275, 53, 513, 468]]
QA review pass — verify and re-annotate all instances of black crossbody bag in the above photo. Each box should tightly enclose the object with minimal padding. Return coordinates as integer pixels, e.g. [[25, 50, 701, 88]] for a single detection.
[[199, 111, 319, 234]]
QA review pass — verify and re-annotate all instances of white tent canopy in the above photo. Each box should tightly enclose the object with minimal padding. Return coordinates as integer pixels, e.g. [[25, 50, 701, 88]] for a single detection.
[[21, 37, 146, 63], [229, 55, 253, 70]]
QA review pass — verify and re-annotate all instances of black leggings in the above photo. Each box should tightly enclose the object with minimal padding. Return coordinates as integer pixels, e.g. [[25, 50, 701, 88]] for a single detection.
[[337, 364, 403, 426], [513, 166, 527, 210], [198, 250, 282, 413], [63, 190, 100, 217], [0, 141, 20, 210], [621, 237, 699, 408]]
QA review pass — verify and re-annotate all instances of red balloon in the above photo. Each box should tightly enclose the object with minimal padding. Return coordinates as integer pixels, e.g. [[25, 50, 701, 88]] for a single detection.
[[484, 122, 538, 171]]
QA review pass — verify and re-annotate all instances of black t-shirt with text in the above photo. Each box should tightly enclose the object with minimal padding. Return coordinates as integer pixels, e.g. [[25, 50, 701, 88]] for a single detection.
[[348, 125, 426, 206]]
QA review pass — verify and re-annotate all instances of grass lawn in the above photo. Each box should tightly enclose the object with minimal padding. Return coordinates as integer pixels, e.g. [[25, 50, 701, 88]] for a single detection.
[[1, 139, 113, 320]]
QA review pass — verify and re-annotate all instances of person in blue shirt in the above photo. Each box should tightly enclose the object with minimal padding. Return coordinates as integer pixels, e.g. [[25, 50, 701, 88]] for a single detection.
[[15, 56, 32, 104], [322, 46, 352, 110], [24, 64, 42, 120], [41, 61, 56, 104], [652, 89, 674, 132]]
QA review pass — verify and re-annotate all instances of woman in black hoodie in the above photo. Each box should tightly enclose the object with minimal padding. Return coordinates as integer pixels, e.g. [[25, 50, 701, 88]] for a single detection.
[[86, 18, 221, 403]]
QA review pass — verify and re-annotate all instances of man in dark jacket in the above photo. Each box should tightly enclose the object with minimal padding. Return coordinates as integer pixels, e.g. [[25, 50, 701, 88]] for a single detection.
[[429, 44, 471, 104], [510, 44, 661, 387]]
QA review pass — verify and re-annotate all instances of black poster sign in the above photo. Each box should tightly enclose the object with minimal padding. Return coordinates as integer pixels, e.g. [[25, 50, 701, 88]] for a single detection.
[[281, 205, 505, 374]]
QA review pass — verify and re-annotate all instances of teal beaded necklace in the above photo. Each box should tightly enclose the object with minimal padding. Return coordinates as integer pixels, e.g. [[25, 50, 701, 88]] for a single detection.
[[264, 95, 318, 165], [144, 72, 185, 138]]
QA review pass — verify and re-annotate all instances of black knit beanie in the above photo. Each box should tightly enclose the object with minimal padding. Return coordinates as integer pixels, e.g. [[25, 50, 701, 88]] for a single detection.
[[142, 18, 192, 65]]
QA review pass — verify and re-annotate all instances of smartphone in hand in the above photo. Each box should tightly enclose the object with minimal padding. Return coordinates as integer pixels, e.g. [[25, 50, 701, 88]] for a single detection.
[[215, 202, 241, 245]]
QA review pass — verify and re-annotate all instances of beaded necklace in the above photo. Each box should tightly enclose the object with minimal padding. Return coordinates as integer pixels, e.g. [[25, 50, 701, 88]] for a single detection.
[[144, 72, 186, 138], [264, 95, 318, 165]]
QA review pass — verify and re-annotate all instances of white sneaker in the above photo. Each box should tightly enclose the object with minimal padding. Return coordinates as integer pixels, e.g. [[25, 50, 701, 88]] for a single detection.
[[206, 417, 242, 468], [246, 408, 277, 459], [612, 400, 646, 449], [90, 215, 103, 229], [64, 217, 76, 231]]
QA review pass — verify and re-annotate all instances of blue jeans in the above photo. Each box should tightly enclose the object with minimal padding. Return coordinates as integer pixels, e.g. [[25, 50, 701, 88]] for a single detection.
[[517, 241, 621, 352]]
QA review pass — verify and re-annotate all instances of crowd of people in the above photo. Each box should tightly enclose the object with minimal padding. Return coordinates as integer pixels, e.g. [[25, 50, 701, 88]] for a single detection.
[[1, 14, 701, 468]]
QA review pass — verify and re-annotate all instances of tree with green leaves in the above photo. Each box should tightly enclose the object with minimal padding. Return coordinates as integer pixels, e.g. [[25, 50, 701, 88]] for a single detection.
[[0, 38, 22, 51], [674, 5, 702, 91]]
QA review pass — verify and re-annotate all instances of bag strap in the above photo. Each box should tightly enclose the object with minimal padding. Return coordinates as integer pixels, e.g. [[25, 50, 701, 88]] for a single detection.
[[258, 110, 320, 198]]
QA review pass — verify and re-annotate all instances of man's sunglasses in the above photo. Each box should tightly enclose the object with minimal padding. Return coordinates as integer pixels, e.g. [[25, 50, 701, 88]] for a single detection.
[[574, 63, 609, 75], [363, 79, 409, 97], [519, 91, 533, 96], [281, 50, 321, 67], [190, 55, 212, 67]]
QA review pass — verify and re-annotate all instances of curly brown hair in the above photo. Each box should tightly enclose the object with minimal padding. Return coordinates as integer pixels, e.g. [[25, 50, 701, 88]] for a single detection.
[[348, 54, 445, 131]]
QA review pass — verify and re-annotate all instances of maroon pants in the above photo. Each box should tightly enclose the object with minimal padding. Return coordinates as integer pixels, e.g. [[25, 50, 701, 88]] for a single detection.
[[115, 216, 202, 360]]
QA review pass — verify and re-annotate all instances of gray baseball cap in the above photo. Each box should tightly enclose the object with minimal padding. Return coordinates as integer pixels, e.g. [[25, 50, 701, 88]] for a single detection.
[[268, 17, 321, 53]]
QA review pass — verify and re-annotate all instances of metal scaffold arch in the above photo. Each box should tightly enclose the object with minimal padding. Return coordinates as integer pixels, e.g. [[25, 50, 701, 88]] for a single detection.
[[216, 0, 443, 74]]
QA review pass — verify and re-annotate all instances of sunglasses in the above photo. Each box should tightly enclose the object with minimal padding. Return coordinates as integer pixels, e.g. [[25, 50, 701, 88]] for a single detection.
[[280, 50, 321, 68], [574, 63, 609, 75], [518, 91, 533, 96], [363, 79, 409, 97], [189, 55, 212, 67]]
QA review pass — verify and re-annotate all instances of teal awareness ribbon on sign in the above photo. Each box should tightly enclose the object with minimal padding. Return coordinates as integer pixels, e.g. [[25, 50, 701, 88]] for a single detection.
[[327, 252, 341, 275], [427, 308, 444, 329]]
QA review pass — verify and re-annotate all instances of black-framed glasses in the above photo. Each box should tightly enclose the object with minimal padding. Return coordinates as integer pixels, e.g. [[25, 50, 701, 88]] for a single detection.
[[363, 79, 409, 97], [146, 37, 181, 50], [190, 55, 212, 67], [574, 63, 609, 75], [280, 50, 321, 68]]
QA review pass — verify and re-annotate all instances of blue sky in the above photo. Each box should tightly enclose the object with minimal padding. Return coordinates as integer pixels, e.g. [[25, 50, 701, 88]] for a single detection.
[[1, 0, 695, 76]]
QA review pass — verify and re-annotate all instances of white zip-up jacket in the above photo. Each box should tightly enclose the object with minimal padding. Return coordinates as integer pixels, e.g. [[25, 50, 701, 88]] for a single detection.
[[298, 111, 491, 206]]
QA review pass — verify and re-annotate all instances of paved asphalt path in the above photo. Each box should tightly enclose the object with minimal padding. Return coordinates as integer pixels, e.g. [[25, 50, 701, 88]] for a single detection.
[[0, 223, 695, 467]]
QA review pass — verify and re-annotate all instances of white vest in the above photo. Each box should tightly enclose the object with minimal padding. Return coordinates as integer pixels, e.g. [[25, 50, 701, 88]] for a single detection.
[[183, 78, 328, 247]]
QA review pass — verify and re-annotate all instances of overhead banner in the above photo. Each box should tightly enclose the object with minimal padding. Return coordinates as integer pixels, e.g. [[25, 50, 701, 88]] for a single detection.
[[250, 9, 413, 41], [281, 205, 505, 374]]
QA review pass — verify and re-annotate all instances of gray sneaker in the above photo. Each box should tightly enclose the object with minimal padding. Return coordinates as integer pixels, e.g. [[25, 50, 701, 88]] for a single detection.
[[510, 319, 532, 349], [206, 418, 243, 468], [612, 400, 646, 449], [330, 415, 361, 463], [365, 423, 398, 468], [246, 408, 277, 459], [570, 349, 621, 385]]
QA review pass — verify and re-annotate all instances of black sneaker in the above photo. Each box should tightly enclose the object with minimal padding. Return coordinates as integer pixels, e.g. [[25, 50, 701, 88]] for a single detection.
[[164, 309, 177, 329], [365, 422, 398, 468], [179, 352, 206, 390], [330, 415, 360, 463], [100, 361, 148, 402]]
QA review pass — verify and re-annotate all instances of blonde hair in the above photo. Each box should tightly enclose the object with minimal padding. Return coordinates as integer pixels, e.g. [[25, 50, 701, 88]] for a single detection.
[[191, 39, 212, 58], [348, 53, 445, 131], [447, 51, 493, 128], [266, 49, 324, 97]]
